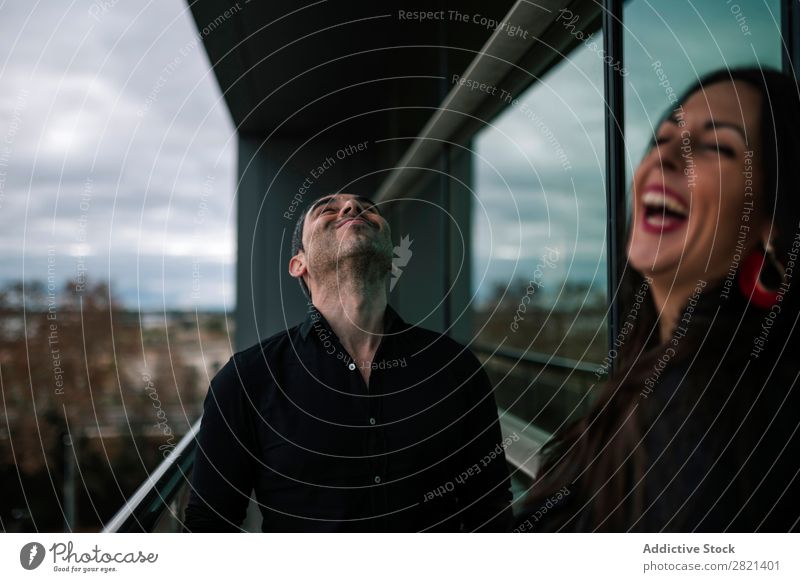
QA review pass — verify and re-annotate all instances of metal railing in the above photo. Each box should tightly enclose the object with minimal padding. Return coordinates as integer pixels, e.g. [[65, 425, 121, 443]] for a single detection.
[[102, 419, 200, 532], [473, 342, 602, 376]]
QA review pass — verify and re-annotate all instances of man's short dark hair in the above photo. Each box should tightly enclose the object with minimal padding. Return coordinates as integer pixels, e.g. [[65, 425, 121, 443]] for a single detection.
[[291, 198, 315, 298], [291, 205, 308, 260]]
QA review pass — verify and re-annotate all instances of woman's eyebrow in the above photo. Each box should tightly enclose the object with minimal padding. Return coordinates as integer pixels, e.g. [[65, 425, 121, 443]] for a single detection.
[[652, 116, 681, 135], [704, 119, 748, 142]]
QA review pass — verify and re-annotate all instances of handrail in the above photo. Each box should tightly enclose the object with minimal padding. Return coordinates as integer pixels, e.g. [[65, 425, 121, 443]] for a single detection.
[[472, 342, 603, 376], [498, 410, 551, 479], [102, 418, 201, 532]]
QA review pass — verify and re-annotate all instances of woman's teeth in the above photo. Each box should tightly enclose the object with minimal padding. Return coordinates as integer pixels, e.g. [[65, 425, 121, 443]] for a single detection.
[[642, 191, 688, 219], [641, 191, 688, 231]]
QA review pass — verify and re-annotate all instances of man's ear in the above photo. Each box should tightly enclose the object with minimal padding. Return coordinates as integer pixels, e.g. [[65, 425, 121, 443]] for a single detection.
[[289, 252, 306, 279]]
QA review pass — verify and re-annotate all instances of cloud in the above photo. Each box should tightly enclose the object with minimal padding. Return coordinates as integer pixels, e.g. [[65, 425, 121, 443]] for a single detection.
[[0, 0, 236, 309]]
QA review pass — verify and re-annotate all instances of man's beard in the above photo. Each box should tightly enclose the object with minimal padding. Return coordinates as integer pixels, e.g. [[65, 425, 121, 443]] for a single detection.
[[308, 235, 393, 285]]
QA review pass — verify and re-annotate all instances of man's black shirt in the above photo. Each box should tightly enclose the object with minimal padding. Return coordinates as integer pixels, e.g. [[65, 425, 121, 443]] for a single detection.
[[184, 304, 513, 532]]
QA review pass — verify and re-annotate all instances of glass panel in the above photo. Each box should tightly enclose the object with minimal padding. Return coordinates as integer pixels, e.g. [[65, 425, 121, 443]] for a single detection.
[[472, 30, 607, 433]]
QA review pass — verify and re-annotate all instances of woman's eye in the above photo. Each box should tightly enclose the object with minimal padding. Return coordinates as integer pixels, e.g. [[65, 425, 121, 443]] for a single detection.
[[652, 134, 674, 150], [702, 143, 735, 157]]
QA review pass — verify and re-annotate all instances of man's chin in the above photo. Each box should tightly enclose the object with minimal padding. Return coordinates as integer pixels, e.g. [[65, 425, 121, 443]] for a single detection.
[[336, 252, 392, 266], [337, 239, 391, 258], [333, 246, 392, 274]]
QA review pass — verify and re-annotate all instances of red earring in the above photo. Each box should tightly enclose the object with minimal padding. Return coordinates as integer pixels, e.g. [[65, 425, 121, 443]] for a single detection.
[[738, 244, 784, 309]]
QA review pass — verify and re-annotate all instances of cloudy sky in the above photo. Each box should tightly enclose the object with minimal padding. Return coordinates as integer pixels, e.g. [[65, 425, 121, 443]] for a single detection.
[[0, 0, 236, 310], [0, 0, 784, 310]]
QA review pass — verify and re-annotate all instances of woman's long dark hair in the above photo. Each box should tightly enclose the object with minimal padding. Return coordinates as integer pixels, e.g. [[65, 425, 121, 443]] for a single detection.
[[522, 67, 800, 532]]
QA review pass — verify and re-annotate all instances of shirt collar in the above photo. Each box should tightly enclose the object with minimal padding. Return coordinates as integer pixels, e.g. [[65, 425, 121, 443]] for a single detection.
[[299, 302, 404, 341]]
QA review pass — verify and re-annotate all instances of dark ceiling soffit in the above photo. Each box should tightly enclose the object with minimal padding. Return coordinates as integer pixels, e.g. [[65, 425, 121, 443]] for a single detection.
[[188, 0, 259, 130], [375, 0, 603, 203]]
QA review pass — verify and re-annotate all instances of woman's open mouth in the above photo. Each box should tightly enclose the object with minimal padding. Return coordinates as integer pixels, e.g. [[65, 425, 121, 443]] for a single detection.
[[640, 187, 689, 234]]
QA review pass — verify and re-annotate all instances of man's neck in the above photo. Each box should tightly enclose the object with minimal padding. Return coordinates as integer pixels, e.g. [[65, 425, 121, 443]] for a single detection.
[[310, 273, 387, 361]]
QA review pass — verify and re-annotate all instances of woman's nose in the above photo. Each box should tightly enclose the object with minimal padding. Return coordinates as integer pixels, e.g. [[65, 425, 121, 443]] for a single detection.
[[653, 138, 681, 173]]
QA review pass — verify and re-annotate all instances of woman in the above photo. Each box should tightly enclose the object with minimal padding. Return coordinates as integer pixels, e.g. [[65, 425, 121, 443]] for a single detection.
[[516, 67, 800, 532]]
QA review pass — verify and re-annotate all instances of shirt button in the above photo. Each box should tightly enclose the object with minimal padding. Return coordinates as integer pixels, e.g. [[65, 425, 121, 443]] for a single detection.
[[348, 363, 356, 371], [374, 476, 381, 484], [369, 417, 376, 425]]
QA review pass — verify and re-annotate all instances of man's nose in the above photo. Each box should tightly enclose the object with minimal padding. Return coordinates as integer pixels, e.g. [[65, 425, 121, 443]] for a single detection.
[[340, 198, 363, 216]]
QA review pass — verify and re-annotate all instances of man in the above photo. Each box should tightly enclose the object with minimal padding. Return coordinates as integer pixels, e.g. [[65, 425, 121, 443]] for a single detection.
[[184, 193, 512, 532]]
